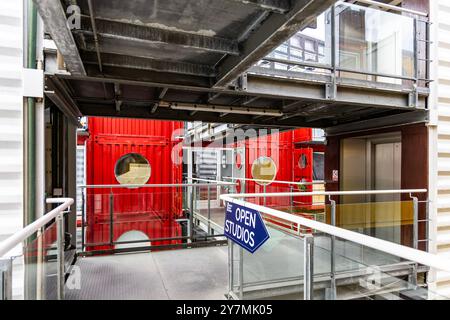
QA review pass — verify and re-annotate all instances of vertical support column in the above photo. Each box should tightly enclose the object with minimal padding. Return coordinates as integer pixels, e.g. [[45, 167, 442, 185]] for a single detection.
[[66, 120, 78, 249], [412, 196, 419, 250], [329, 197, 337, 300], [81, 188, 85, 252], [207, 184, 211, 235], [290, 185, 294, 213], [0, 258, 12, 300], [410, 18, 419, 107], [109, 191, 114, 245], [326, 5, 337, 100], [239, 246, 244, 300], [411, 195, 419, 286], [263, 185, 267, 206], [56, 213, 65, 300], [303, 234, 314, 300], [189, 184, 195, 241], [228, 239, 233, 299], [36, 227, 44, 300]]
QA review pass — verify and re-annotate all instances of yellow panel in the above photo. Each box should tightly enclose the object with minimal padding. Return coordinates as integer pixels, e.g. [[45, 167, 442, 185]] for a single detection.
[[326, 201, 414, 229]]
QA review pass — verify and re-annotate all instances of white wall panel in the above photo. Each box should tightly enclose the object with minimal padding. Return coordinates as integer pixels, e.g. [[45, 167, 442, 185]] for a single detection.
[[430, 0, 450, 296]]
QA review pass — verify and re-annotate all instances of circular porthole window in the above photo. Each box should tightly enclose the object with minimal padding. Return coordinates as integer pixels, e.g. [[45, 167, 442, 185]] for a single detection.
[[299, 154, 308, 169], [235, 153, 242, 170], [114, 153, 151, 185], [251, 156, 277, 185]]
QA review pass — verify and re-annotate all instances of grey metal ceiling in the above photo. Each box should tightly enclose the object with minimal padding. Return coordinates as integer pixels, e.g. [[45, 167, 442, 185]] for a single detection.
[[36, 0, 428, 131]]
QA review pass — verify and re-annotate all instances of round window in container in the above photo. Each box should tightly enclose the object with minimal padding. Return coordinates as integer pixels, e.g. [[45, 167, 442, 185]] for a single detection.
[[299, 154, 308, 169], [114, 153, 151, 185], [251, 156, 277, 185]]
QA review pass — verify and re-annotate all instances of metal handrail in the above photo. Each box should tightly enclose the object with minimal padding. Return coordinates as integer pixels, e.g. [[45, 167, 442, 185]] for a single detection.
[[225, 189, 427, 198], [352, 0, 428, 17], [78, 181, 236, 189], [220, 189, 450, 274], [223, 177, 325, 186], [190, 178, 237, 185], [0, 198, 73, 258]]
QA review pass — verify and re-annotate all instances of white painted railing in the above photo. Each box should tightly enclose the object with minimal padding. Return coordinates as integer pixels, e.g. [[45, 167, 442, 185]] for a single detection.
[[0, 198, 73, 257], [220, 189, 450, 273], [0, 198, 73, 300], [223, 176, 325, 186]]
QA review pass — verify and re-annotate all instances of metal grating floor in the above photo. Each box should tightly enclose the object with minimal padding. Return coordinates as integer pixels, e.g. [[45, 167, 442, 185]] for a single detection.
[[65, 246, 228, 300]]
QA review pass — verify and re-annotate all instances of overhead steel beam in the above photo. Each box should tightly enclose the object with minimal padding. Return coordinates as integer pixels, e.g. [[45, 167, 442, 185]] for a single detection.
[[242, 96, 260, 106], [33, 0, 86, 75], [77, 16, 239, 56], [44, 77, 82, 123], [81, 52, 215, 77], [245, 74, 427, 110], [214, 0, 336, 87], [151, 87, 169, 113], [325, 110, 429, 136], [229, 0, 291, 13], [54, 70, 428, 111]]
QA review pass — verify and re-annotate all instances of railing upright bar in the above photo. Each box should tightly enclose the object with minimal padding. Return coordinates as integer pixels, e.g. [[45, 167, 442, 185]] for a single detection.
[[411, 195, 419, 286], [56, 213, 65, 300], [228, 239, 233, 298], [36, 227, 44, 300], [189, 184, 195, 241], [329, 197, 337, 300], [0, 258, 12, 300], [263, 185, 267, 206], [412, 196, 419, 250], [239, 246, 244, 300], [412, 17, 419, 107], [303, 234, 314, 300], [81, 189, 85, 252], [328, 4, 337, 100], [207, 184, 211, 235], [109, 191, 114, 246], [290, 185, 294, 213]]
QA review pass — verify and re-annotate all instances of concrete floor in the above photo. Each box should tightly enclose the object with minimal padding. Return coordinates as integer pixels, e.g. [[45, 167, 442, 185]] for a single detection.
[[65, 246, 228, 300]]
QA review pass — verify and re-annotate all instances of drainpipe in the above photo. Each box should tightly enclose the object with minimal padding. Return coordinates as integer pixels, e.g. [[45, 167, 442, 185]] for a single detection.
[[25, 0, 37, 226]]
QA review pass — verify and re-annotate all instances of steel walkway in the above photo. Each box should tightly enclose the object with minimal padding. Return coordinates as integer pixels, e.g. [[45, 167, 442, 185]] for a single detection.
[[65, 246, 228, 300]]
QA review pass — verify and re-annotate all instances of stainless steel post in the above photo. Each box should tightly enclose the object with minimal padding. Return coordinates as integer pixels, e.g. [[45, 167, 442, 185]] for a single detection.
[[81, 187, 85, 252], [303, 234, 314, 300], [36, 227, 44, 300], [290, 185, 294, 213], [207, 184, 211, 235], [56, 213, 65, 300], [0, 258, 12, 300], [189, 185, 195, 241], [329, 197, 337, 299], [228, 239, 233, 298], [412, 196, 419, 250], [411, 196, 419, 286], [109, 192, 114, 245], [239, 247, 244, 300], [327, 4, 337, 100], [263, 185, 266, 206]]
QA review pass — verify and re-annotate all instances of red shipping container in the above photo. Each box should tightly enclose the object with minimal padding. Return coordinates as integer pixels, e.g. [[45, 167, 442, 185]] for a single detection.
[[85, 117, 183, 251]]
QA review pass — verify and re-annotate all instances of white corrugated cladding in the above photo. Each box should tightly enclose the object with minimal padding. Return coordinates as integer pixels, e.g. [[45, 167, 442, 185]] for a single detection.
[[430, 0, 450, 296], [0, 0, 24, 299], [0, 0, 23, 239]]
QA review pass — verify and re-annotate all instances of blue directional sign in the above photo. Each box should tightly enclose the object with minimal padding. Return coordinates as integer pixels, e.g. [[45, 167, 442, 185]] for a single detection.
[[224, 202, 270, 253]]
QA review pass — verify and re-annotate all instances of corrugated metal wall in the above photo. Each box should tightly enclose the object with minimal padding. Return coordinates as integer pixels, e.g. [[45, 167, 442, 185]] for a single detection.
[[0, 1, 23, 240], [0, 0, 24, 299], [430, 0, 450, 296]]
